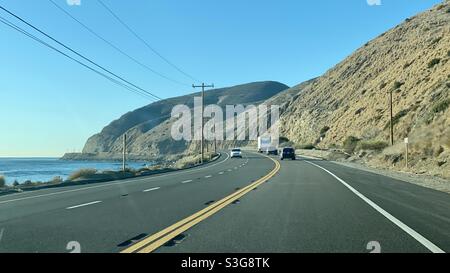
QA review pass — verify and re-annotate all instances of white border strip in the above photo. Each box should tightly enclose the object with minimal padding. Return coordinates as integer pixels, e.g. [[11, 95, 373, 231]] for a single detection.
[[143, 187, 160, 192], [66, 200, 102, 210], [306, 161, 445, 253]]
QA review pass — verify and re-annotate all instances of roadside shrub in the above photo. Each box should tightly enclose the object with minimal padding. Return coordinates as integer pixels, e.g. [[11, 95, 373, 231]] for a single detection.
[[343, 136, 361, 154], [320, 126, 330, 136], [23, 180, 33, 186], [68, 168, 97, 181], [431, 98, 450, 114], [13, 180, 19, 187], [279, 136, 290, 144], [393, 81, 405, 89], [0, 176, 5, 188], [356, 140, 389, 151], [428, 58, 441, 68], [296, 143, 316, 150], [50, 176, 63, 184]]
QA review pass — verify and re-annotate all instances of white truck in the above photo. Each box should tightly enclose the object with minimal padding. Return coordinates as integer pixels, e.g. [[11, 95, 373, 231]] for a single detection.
[[257, 136, 272, 153]]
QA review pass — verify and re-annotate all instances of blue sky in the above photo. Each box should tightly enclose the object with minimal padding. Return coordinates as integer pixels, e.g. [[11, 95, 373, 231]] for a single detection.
[[0, 0, 442, 157]]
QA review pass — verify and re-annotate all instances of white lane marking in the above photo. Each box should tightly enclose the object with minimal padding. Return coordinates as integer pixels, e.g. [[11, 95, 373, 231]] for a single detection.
[[143, 187, 160, 192], [205, 175, 212, 178], [218, 172, 224, 175], [0, 152, 230, 205], [66, 201, 102, 210], [306, 161, 445, 253], [181, 180, 193, 184], [228, 169, 232, 172]]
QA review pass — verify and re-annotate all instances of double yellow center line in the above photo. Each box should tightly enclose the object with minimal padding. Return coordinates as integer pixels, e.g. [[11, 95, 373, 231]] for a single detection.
[[121, 155, 280, 253]]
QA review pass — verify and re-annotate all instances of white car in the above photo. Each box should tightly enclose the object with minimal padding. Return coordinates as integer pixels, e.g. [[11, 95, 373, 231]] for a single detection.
[[230, 148, 242, 158]]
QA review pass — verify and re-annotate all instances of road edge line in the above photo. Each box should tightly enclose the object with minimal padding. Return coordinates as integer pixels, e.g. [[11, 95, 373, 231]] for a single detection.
[[305, 161, 445, 253]]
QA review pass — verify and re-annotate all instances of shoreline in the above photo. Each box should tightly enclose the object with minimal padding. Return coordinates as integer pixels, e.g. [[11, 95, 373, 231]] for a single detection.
[[0, 153, 221, 196]]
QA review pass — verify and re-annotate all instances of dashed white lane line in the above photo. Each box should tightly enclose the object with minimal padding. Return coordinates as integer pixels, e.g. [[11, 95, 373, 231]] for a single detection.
[[305, 161, 445, 254], [66, 201, 102, 210], [0, 152, 231, 205], [181, 180, 193, 184], [143, 187, 161, 192], [219, 172, 224, 175], [228, 169, 232, 172], [205, 175, 212, 178]]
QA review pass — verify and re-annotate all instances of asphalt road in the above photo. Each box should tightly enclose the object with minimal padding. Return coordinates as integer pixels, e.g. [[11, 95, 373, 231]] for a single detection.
[[0, 151, 449, 253], [0, 152, 274, 252]]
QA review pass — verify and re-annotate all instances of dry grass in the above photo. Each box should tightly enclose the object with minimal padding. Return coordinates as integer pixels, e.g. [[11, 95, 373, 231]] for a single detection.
[[68, 168, 97, 181], [356, 140, 389, 151], [173, 152, 217, 169], [0, 175, 5, 188], [173, 154, 202, 169], [279, 2, 450, 178], [50, 176, 63, 184]]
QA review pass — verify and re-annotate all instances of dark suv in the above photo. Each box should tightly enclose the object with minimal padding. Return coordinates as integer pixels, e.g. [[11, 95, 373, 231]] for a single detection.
[[280, 147, 296, 160]]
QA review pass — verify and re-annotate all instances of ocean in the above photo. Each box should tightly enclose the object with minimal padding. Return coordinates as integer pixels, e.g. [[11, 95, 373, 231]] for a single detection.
[[0, 158, 151, 185]]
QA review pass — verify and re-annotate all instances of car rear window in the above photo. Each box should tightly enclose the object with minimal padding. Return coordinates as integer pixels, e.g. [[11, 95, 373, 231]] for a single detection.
[[283, 148, 294, 152], [232, 149, 241, 152]]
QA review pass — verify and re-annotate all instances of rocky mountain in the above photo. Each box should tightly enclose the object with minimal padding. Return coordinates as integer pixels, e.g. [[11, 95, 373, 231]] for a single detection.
[[66, 2, 449, 179], [279, 1, 450, 178], [67, 81, 289, 161]]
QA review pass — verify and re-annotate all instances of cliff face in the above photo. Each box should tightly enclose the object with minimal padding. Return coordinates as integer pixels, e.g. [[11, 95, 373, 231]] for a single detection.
[[280, 2, 450, 177], [76, 81, 289, 160]]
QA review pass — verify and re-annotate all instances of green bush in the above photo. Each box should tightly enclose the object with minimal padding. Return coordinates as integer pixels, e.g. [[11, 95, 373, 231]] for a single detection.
[[296, 143, 316, 150], [393, 81, 405, 89], [426, 99, 450, 124], [0, 176, 5, 188], [431, 98, 450, 114], [357, 141, 389, 151], [279, 136, 290, 143], [320, 126, 330, 136], [68, 168, 97, 181], [13, 180, 19, 187], [428, 58, 441, 68], [343, 136, 360, 154]]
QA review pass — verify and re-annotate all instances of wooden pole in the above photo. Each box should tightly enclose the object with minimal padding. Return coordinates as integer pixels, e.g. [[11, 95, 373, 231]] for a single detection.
[[122, 134, 127, 172]]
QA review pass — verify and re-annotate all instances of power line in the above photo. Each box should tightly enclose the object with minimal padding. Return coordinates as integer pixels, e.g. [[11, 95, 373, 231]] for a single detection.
[[0, 15, 156, 101], [96, 0, 201, 84], [47, 0, 189, 87], [0, 5, 162, 101]]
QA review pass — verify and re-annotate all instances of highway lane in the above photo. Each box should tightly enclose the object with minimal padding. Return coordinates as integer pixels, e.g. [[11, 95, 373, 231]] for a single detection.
[[0, 152, 233, 221], [0, 152, 276, 252], [156, 157, 450, 253]]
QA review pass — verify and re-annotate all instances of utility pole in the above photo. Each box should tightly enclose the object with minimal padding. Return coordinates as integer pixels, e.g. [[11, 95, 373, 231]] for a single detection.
[[404, 137, 409, 169], [192, 83, 214, 164], [122, 134, 127, 172], [389, 89, 394, 146]]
